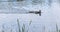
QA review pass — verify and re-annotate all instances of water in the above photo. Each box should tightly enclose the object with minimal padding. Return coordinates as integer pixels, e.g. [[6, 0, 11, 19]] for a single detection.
[[0, 0, 60, 32]]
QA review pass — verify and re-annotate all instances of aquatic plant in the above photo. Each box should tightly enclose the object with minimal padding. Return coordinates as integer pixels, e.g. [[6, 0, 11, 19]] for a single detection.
[[17, 19, 21, 32], [26, 20, 32, 32], [59, 30, 60, 32], [22, 24, 25, 32], [17, 19, 32, 32], [56, 23, 58, 32], [2, 25, 5, 32]]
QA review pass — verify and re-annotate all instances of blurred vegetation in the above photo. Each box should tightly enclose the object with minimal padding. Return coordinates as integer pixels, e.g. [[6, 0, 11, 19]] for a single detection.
[[2, 25, 5, 32], [59, 30, 60, 32], [56, 24, 58, 32], [17, 19, 32, 32], [1, 19, 60, 32]]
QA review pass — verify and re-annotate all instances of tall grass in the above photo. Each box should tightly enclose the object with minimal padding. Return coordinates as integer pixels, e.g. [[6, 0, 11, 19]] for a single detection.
[[22, 24, 25, 32], [26, 20, 32, 32], [59, 30, 60, 32], [17, 19, 32, 32], [56, 23, 58, 32], [1, 19, 60, 32], [2, 25, 5, 32], [17, 19, 21, 32]]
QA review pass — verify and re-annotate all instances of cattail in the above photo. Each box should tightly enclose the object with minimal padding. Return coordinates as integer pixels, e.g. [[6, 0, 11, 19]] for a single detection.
[[2, 25, 4, 32], [22, 24, 25, 32], [17, 19, 21, 32], [56, 23, 58, 32], [26, 20, 32, 32], [29, 20, 32, 26], [59, 30, 60, 32]]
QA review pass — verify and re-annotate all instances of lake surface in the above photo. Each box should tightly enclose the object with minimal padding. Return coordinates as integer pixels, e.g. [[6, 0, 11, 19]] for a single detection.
[[0, 0, 60, 32]]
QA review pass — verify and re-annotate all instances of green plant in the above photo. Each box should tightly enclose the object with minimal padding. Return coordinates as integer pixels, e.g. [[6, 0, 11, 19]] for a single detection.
[[2, 25, 5, 32], [17, 19, 21, 32], [56, 23, 58, 32], [59, 30, 60, 32], [29, 20, 32, 26], [26, 20, 32, 32], [22, 24, 25, 32], [17, 19, 32, 32]]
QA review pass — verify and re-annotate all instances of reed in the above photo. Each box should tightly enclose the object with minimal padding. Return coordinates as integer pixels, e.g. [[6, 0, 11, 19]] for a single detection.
[[1, 19, 32, 32], [17, 19, 21, 32], [56, 23, 58, 32], [59, 30, 60, 32], [26, 20, 32, 32], [2, 25, 5, 32], [22, 24, 25, 32], [17, 19, 32, 32]]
